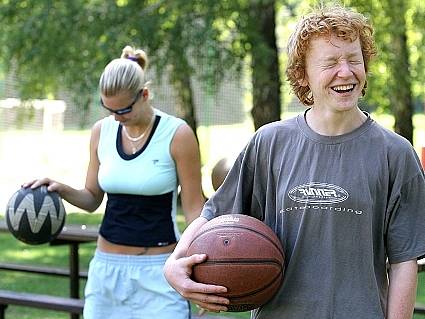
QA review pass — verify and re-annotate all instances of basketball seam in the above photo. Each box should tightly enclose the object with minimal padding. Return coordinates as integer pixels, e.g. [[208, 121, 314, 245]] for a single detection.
[[226, 271, 283, 299], [199, 259, 283, 266], [191, 224, 284, 258]]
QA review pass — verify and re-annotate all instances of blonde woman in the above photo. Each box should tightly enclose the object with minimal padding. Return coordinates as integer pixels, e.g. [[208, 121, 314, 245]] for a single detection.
[[26, 46, 205, 318]]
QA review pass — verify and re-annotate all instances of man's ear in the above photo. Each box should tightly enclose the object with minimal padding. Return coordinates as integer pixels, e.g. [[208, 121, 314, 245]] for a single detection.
[[299, 77, 309, 87]]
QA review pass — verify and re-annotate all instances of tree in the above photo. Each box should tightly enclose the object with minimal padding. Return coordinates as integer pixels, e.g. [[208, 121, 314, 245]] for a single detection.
[[3, 0, 422, 140], [248, 1, 281, 129], [0, 1, 118, 126], [347, 0, 425, 143], [383, 0, 413, 141], [136, 0, 283, 130], [0, 0, 283, 133]]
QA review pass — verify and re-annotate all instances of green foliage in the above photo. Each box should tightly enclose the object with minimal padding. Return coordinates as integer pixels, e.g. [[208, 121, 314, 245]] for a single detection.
[[0, 0, 279, 91], [0, 0, 423, 131], [345, 0, 424, 113]]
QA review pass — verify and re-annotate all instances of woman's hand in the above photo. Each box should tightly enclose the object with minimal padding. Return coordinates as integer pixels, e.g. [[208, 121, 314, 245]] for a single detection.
[[22, 178, 64, 193]]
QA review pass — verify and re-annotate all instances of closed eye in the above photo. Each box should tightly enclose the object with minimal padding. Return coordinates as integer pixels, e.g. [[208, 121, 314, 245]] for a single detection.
[[322, 63, 337, 69]]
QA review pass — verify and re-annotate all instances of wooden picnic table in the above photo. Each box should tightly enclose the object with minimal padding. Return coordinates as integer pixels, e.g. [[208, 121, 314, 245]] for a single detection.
[[0, 221, 98, 300]]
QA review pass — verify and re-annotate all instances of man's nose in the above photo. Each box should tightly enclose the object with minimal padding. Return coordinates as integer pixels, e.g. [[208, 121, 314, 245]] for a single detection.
[[337, 61, 353, 77]]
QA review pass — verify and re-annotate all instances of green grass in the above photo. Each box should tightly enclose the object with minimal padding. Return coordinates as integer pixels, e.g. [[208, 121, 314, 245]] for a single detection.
[[0, 212, 250, 319], [0, 112, 423, 318], [0, 213, 97, 319], [2, 212, 425, 319]]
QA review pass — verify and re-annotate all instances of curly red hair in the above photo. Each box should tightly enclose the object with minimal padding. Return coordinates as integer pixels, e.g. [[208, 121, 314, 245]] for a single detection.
[[286, 6, 377, 106]]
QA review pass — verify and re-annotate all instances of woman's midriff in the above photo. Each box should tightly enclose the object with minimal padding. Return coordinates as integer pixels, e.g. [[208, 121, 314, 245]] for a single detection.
[[97, 235, 177, 255]]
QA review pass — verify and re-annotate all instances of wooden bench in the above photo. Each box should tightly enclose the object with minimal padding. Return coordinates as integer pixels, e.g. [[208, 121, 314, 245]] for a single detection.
[[0, 289, 84, 318], [414, 259, 425, 314], [415, 302, 425, 314], [0, 262, 88, 279], [418, 258, 425, 273]]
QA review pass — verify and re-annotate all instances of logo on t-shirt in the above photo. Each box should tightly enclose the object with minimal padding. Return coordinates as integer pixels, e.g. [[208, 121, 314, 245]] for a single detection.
[[288, 182, 349, 204]]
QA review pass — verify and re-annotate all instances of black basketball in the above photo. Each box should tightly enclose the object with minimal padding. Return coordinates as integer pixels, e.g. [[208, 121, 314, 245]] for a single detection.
[[5, 186, 66, 245]]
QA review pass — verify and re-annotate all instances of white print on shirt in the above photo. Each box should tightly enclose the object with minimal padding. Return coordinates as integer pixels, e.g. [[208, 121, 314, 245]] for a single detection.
[[288, 182, 348, 204], [281, 182, 363, 215], [280, 205, 363, 215]]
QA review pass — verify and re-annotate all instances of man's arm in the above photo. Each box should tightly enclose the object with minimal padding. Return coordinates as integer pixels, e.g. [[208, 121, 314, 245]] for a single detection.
[[163, 216, 229, 312], [387, 259, 418, 319]]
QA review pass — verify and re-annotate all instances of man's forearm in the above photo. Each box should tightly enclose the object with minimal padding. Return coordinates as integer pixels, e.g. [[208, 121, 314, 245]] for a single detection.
[[387, 259, 418, 319]]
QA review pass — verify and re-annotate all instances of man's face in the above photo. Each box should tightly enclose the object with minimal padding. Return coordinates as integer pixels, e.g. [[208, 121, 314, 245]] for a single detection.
[[302, 35, 366, 113]]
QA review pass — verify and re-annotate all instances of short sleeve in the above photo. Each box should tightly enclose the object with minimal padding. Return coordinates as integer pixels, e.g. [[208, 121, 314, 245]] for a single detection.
[[201, 135, 266, 221], [386, 152, 425, 264]]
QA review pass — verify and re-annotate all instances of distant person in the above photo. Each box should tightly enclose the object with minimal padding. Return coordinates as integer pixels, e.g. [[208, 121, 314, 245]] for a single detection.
[[211, 157, 233, 191], [164, 5, 425, 319], [24, 45, 205, 318]]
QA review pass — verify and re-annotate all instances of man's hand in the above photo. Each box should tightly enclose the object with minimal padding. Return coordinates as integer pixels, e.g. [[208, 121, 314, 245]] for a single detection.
[[164, 252, 229, 312]]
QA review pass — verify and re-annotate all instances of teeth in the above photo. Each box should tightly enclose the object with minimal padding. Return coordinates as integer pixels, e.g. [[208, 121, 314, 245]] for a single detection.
[[332, 84, 355, 91]]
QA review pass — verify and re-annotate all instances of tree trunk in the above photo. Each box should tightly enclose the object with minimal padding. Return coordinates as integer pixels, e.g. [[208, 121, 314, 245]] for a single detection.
[[249, 1, 281, 130], [77, 95, 91, 129], [170, 69, 198, 141], [385, 0, 414, 143]]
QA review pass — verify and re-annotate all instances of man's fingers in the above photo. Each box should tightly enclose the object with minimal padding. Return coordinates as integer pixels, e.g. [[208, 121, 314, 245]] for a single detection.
[[195, 300, 228, 313], [183, 288, 229, 305], [188, 281, 227, 295], [186, 253, 208, 266]]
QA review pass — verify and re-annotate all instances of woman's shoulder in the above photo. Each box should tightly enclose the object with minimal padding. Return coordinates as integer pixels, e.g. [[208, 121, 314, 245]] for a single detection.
[[155, 108, 185, 125], [91, 116, 118, 138]]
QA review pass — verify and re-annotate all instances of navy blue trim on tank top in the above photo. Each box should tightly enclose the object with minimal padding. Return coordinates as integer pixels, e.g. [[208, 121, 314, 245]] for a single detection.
[[99, 192, 177, 247], [117, 115, 161, 160]]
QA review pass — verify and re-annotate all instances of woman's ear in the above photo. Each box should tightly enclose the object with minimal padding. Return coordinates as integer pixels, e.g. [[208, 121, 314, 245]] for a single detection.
[[142, 88, 149, 100]]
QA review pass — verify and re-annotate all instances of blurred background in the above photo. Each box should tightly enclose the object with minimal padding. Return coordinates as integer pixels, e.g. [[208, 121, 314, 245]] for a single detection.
[[0, 0, 424, 210], [0, 1, 424, 318]]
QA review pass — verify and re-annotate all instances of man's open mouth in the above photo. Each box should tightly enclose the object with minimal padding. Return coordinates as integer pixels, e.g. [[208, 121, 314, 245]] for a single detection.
[[331, 84, 355, 93]]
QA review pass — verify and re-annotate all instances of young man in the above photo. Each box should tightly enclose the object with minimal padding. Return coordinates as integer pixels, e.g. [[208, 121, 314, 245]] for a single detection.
[[164, 5, 425, 319]]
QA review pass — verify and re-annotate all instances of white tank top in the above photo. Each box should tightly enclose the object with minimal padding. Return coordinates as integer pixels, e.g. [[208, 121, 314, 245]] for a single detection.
[[97, 109, 185, 246], [97, 108, 184, 195]]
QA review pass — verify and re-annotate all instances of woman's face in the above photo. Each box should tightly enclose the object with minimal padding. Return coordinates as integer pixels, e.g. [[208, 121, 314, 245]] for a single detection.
[[100, 90, 142, 123]]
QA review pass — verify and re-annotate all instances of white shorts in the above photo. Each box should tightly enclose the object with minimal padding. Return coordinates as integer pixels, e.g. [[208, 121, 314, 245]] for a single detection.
[[83, 250, 191, 319]]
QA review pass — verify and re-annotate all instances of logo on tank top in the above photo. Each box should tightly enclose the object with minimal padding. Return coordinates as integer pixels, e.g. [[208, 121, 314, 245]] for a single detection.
[[288, 182, 349, 204]]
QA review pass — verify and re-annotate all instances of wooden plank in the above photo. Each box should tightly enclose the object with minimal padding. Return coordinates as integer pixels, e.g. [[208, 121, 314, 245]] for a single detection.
[[418, 258, 425, 273], [0, 221, 99, 244], [0, 262, 88, 279], [415, 302, 425, 314], [0, 290, 84, 314]]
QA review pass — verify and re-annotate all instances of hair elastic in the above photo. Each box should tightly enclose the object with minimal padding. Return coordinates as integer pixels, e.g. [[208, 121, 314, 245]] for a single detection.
[[127, 56, 138, 62]]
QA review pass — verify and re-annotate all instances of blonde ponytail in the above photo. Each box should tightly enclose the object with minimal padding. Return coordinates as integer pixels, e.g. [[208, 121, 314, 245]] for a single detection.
[[99, 45, 150, 96]]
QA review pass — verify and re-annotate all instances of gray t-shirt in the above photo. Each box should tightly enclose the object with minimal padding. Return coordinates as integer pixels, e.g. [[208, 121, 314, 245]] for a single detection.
[[201, 111, 425, 319]]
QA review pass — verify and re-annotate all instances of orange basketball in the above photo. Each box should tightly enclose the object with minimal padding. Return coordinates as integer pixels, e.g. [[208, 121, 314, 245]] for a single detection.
[[187, 214, 284, 312]]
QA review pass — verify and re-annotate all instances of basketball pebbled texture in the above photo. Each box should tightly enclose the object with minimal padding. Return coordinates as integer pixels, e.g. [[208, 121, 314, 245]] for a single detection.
[[5, 186, 66, 245], [187, 214, 285, 312]]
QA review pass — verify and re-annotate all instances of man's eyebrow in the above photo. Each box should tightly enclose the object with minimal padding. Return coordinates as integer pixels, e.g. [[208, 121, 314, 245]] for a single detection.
[[321, 53, 362, 61], [347, 52, 363, 59], [321, 56, 338, 62]]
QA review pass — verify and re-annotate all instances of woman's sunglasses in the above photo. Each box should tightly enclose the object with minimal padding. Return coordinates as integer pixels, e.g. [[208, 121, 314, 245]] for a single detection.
[[100, 90, 142, 115]]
